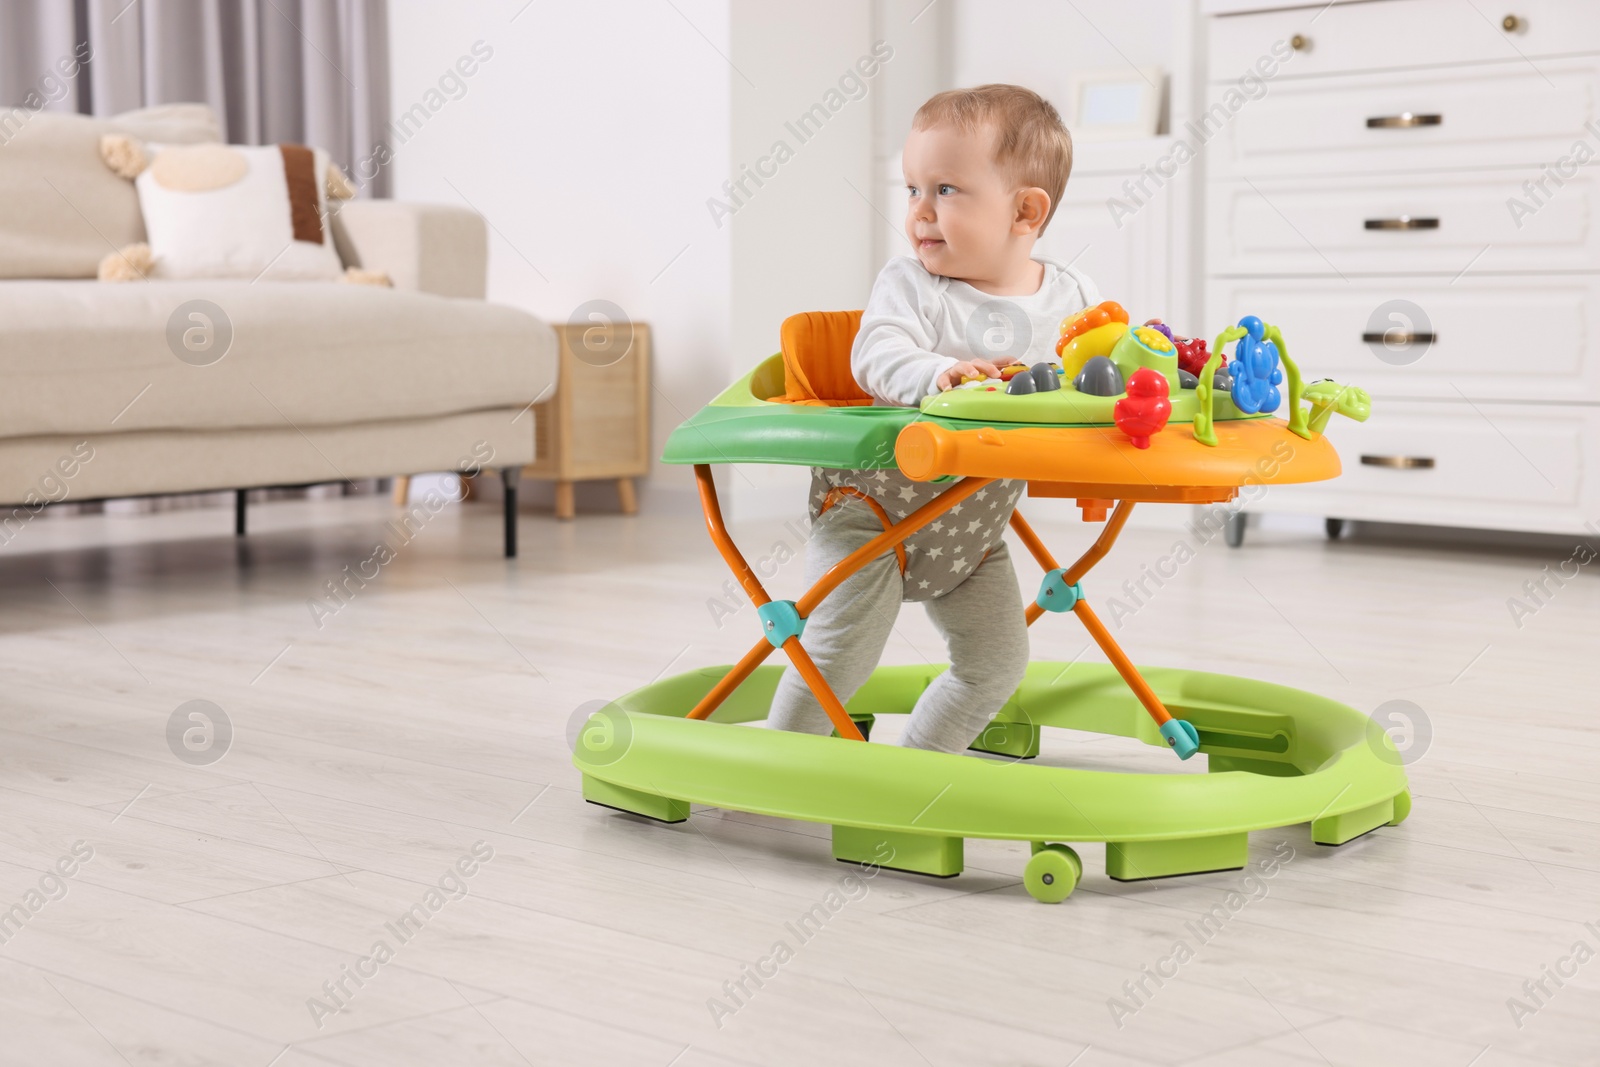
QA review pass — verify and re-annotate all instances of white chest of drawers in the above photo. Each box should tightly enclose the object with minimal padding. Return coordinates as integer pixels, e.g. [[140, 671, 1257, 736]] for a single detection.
[[1200, 0, 1600, 538]]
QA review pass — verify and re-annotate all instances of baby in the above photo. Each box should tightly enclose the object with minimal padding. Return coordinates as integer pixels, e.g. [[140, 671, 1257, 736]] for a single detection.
[[767, 84, 1099, 753]]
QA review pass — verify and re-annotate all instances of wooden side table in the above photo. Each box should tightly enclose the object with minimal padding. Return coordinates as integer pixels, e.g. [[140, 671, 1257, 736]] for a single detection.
[[523, 321, 650, 519]]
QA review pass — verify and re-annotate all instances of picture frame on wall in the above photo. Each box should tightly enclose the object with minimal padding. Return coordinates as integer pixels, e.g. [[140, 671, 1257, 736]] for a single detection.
[[1068, 67, 1166, 142]]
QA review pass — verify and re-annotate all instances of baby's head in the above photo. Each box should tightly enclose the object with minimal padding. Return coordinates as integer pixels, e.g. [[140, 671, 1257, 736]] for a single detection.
[[903, 84, 1072, 286]]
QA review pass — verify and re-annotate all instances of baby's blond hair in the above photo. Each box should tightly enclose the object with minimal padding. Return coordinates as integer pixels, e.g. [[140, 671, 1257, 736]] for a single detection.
[[912, 84, 1073, 231]]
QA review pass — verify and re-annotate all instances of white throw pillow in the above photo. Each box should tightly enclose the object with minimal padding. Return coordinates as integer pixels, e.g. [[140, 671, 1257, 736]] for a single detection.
[[135, 142, 344, 281]]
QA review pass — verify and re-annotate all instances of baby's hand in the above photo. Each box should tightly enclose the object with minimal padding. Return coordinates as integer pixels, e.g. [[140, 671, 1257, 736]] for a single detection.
[[937, 359, 1002, 391]]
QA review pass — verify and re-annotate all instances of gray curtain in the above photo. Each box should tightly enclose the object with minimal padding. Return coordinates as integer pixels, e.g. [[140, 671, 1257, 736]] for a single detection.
[[0, 0, 390, 196]]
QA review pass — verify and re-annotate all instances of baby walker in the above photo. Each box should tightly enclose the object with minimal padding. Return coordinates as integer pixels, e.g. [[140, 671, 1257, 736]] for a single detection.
[[572, 303, 1407, 903]]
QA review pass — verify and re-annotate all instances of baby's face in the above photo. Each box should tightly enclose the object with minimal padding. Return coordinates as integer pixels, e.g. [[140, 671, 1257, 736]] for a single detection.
[[902, 122, 1031, 283]]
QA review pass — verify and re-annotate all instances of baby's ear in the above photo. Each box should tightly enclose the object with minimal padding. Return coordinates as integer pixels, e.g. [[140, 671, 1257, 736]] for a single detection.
[[1014, 187, 1051, 235]]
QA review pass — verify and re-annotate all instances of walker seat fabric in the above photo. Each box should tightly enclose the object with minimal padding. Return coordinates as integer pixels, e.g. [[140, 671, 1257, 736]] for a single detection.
[[773, 310, 872, 408]]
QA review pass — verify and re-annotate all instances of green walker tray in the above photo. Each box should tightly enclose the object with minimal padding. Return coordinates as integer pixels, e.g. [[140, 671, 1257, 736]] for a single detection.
[[659, 351, 1272, 469]]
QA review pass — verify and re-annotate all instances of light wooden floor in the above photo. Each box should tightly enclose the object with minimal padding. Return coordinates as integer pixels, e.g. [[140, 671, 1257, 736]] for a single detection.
[[0, 495, 1596, 1066]]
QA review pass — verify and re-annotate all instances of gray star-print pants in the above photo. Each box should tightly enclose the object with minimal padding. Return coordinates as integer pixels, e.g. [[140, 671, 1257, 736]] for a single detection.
[[766, 470, 1031, 754]]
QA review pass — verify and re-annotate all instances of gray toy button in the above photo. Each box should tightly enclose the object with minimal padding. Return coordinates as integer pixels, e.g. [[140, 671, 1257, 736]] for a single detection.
[[1072, 356, 1124, 397]]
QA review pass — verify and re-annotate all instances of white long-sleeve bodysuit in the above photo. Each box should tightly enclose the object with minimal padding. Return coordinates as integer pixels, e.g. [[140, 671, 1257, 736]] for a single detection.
[[823, 254, 1099, 599], [765, 254, 1099, 753]]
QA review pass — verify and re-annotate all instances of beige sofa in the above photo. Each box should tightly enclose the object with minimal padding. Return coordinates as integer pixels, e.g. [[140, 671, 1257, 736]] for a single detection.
[[0, 104, 556, 555]]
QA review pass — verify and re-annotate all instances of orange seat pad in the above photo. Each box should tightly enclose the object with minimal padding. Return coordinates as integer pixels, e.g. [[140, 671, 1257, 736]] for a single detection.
[[773, 310, 874, 407]]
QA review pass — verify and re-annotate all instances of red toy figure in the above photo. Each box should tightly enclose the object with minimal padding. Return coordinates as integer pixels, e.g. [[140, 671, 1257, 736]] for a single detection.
[[1114, 368, 1171, 449], [1175, 336, 1210, 378]]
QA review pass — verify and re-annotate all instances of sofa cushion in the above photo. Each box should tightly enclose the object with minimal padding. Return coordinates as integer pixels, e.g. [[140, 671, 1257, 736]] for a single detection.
[[136, 143, 346, 280], [0, 105, 221, 279], [0, 281, 558, 439], [108, 104, 224, 145]]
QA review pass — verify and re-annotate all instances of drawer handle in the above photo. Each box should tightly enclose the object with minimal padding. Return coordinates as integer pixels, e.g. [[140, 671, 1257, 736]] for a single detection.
[[1365, 216, 1439, 231], [1366, 112, 1442, 129], [1361, 454, 1435, 470], [1502, 14, 1523, 32], [1290, 33, 1309, 51], [1361, 331, 1436, 346]]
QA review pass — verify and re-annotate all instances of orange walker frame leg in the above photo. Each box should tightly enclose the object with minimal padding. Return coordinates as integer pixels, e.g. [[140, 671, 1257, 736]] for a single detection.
[[685, 465, 1197, 757], [685, 464, 993, 739], [1010, 505, 1176, 730]]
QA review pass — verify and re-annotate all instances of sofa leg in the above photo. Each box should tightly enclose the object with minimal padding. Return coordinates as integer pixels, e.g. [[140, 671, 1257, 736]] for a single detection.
[[501, 467, 521, 558], [234, 489, 247, 536], [392, 475, 411, 506]]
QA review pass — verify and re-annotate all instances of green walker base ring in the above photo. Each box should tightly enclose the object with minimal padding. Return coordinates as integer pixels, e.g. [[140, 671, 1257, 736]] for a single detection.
[[573, 661, 1410, 903]]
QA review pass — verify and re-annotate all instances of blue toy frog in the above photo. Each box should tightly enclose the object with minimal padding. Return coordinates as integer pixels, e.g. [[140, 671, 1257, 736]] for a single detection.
[[1228, 315, 1283, 415]]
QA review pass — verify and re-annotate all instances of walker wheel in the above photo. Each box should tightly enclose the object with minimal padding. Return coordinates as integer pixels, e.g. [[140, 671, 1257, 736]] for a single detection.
[[1024, 844, 1082, 903]]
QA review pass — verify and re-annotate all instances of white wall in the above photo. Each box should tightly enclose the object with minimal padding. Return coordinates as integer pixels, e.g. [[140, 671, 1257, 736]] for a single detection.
[[868, 0, 954, 268], [385, 0, 731, 511], [722, 2, 882, 519]]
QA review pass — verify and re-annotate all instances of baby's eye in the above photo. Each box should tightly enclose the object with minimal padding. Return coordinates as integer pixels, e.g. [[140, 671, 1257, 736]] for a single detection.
[[906, 185, 920, 198], [937, 184, 956, 196]]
